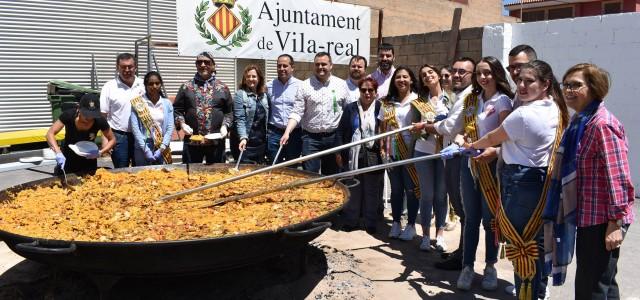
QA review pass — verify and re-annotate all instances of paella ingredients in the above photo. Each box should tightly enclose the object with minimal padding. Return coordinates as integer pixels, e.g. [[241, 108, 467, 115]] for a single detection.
[[0, 168, 344, 242], [189, 135, 204, 142]]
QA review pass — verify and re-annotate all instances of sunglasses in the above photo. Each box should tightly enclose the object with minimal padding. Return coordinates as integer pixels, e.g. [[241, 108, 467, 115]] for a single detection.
[[359, 88, 376, 93], [196, 60, 213, 66], [451, 68, 470, 76], [506, 63, 524, 72]]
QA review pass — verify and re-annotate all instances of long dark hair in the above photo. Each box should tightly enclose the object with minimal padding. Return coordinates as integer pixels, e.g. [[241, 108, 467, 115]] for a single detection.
[[472, 56, 514, 99], [520, 60, 569, 127], [417, 64, 442, 98], [386, 66, 418, 102], [143, 71, 166, 98], [239, 65, 266, 95]]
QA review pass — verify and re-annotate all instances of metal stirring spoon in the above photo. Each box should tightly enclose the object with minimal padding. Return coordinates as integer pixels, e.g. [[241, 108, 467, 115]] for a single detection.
[[234, 150, 244, 171], [269, 144, 284, 174]]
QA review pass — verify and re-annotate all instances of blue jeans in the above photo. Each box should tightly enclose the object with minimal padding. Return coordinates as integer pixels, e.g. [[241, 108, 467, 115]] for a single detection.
[[133, 138, 163, 166], [111, 130, 134, 168], [267, 127, 302, 165], [388, 164, 419, 225], [414, 150, 447, 231], [501, 164, 548, 300], [301, 131, 338, 175], [461, 157, 498, 267]]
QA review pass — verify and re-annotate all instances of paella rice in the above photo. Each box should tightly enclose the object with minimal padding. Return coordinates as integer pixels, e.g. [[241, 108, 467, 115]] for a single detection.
[[0, 169, 345, 242]]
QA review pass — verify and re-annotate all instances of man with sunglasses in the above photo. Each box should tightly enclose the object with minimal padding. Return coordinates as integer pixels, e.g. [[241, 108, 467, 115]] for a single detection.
[[100, 52, 145, 168], [173, 52, 233, 164], [432, 57, 476, 271], [507, 44, 537, 84]]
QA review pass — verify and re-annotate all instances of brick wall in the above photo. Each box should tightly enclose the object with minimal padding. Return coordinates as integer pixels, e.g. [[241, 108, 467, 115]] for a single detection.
[[290, 26, 484, 79], [335, 0, 516, 37]]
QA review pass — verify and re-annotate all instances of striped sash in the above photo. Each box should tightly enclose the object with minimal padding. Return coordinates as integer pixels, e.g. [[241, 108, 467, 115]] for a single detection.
[[130, 96, 172, 164], [494, 109, 564, 300], [382, 100, 421, 198], [411, 97, 444, 152]]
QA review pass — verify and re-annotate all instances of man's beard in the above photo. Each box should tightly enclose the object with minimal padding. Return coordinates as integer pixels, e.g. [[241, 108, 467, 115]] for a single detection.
[[452, 82, 469, 93], [379, 61, 391, 71], [350, 72, 363, 81]]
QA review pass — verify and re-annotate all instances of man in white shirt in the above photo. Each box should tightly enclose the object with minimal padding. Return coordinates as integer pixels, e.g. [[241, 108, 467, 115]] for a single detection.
[[345, 55, 368, 103], [507, 45, 538, 109], [280, 52, 349, 175], [368, 43, 396, 99], [266, 54, 303, 164], [432, 57, 476, 271], [100, 53, 144, 168]]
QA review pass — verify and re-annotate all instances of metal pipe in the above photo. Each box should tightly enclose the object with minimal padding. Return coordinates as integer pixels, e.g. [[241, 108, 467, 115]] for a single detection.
[[204, 152, 452, 208], [158, 124, 416, 202], [377, 9, 383, 49], [146, 0, 152, 73]]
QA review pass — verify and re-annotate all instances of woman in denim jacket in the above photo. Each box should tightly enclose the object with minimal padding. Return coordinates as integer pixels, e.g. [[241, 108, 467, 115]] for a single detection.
[[232, 65, 269, 164], [130, 71, 175, 166]]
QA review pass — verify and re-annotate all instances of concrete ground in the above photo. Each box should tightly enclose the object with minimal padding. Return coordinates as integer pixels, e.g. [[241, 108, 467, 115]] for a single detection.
[[0, 163, 637, 299]]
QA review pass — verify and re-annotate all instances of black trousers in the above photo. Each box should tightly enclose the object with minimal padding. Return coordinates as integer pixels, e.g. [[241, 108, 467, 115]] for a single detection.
[[445, 155, 464, 251], [575, 223, 628, 300]]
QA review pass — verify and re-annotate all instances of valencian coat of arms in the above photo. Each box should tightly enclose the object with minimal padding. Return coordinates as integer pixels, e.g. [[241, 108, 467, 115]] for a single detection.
[[195, 0, 252, 51]]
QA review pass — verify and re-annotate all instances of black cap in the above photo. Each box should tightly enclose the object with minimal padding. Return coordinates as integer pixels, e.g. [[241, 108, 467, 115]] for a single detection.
[[79, 93, 102, 119]]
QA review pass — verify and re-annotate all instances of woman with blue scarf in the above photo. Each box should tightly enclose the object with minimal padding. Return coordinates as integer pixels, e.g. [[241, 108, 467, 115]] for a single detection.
[[544, 63, 634, 299]]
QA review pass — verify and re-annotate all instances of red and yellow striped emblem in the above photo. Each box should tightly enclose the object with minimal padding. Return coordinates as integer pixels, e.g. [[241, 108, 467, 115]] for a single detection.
[[208, 4, 240, 40]]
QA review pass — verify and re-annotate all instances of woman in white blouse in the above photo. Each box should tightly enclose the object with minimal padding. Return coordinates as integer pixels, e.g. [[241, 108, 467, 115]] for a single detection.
[[378, 66, 421, 240], [412, 64, 451, 251]]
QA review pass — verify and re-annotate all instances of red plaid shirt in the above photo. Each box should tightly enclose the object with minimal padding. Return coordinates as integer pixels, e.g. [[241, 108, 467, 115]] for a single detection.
[[576, 103, 635, 227]]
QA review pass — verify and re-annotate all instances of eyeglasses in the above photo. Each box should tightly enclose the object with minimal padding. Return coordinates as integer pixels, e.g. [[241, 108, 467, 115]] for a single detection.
[[451, 68, 471, 76], [561, 81, 586, 92], [359, 88, 376, 93], [196, 60, 213, 66], [506, 63, 524, 72], [119, 65, 136, 71]]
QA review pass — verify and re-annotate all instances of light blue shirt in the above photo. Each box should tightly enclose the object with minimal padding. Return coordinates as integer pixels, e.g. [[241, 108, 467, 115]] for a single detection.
[[267, 76, 301, 128]]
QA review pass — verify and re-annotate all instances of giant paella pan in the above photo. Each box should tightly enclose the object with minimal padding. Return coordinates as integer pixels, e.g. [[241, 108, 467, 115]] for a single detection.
[[0, 164, 349, 276]]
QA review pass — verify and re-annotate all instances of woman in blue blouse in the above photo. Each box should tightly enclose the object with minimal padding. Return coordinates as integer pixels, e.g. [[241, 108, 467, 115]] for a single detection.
[[232, 65, 269, 164], [130, 71, 175, 166]]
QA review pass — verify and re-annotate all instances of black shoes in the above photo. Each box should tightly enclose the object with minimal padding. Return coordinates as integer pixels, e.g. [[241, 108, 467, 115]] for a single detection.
[[435, 249, 463, 270]]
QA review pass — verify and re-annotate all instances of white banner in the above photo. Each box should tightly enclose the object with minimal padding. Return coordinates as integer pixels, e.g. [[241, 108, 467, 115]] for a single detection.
[[176, 0, 371, 65]]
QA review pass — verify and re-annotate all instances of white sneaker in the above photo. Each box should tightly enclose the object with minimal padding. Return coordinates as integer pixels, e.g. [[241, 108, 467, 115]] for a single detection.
[[399, 224, 416, 241], [435, 235, 447, 252], [444, 220, 458, 231], [457, 266, 474, 291], [481, 264, 498, 291], [419, 236, 431, 251], [389, 222, 402, 238]]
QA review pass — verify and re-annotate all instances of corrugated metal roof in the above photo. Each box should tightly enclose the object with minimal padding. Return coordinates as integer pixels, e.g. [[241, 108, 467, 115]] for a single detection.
[[0, 0, 236, 133], [505, 0, 549, 7]]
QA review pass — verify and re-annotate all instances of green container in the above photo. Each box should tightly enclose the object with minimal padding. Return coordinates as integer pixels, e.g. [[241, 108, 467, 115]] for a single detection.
[[49, 94, 80, 122], [47, 80, 100, 122]]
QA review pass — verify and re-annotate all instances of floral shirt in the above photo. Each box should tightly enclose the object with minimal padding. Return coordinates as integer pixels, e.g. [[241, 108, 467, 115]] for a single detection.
[[174, 75, 233, 136]]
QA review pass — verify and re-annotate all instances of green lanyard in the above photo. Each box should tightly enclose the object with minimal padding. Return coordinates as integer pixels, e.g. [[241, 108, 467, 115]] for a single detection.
[[332, 89, 338, 113]]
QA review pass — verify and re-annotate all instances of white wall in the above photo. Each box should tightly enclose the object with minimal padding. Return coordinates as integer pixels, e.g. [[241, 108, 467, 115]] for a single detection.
[[483, 13, 640, 196]]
